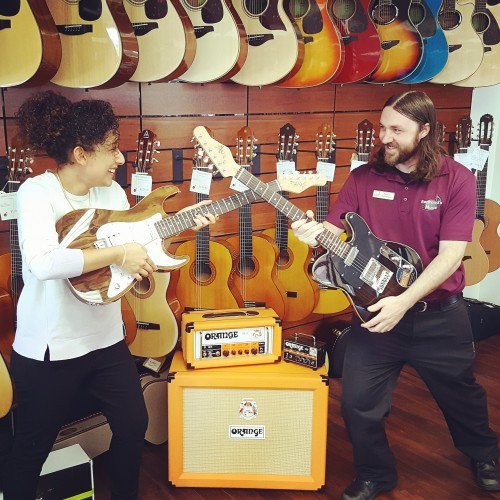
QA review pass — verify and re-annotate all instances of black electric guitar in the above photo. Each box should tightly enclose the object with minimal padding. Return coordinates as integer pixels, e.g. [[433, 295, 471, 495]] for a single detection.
[[193, 126, 424, 321]]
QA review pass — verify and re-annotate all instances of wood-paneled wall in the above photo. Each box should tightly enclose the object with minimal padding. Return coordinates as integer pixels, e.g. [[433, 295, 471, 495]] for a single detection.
[[0, 81, 473, 331]]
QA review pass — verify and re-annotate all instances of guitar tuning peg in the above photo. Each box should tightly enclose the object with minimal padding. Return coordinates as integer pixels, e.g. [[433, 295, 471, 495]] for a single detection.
[[155, 140, 161, 147], [152, 158, 158, 163]]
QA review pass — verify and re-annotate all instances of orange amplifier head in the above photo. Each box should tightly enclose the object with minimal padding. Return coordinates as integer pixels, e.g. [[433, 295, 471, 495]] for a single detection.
[[181, 308, 282, 369]]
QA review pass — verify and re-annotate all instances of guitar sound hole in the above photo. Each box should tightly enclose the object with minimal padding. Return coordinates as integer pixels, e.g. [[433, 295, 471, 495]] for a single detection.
[[134, 276, 152, 296], [184, 0, 209, 9], [472, 12, 490, 33], [409, 3, 425, 25], [277, 250, 291, 267], [244, 0, 268, 16], [331, 0, 356, 21], [372, 4, 398, 25], [194, 262, 213, 283], [438, 10, 461, 30], [290, 0, 310, 18], [238, 257, 256, 277]]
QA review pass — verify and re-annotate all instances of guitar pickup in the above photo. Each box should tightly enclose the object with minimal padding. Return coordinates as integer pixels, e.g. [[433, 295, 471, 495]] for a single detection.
[[360, 258, 393, 294], [132, 22, 159, 36], [57, 24, 93, 36]]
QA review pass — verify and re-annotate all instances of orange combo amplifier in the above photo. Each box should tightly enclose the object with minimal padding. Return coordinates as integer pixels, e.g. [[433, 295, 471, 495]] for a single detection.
[[167, 350, 329, 490], [181, 308, 282, 369], [283, 333, 326, 370]]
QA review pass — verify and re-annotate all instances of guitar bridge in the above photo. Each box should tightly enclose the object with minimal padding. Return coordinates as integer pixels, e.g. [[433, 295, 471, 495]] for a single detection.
[[360, 258, 393, 294]]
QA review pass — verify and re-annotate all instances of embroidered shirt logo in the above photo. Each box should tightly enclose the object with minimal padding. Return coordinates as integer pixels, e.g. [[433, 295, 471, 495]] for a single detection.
[[421, 195, 442, 211]]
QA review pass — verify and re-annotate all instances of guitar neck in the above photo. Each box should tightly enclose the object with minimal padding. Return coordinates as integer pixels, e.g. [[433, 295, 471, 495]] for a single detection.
[[315, 183, 330, 224], [195, 192, 210, 265], [7, 181, 24, 307], [475, 145, 489, 219]]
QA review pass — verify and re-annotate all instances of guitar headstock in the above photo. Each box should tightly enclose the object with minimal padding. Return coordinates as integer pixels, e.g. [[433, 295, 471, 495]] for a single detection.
[[134, 129, 159, 174], [193, 126, 215, 174], [278, 172, 326, 193], [355, 119, 374, 161], [436, 120, 446, 145], [315, 123, 336, 162], [6, 145, 34, 184], [456, 116, 472, 151], [235, 126, 257, 167], [277, 123, 298, 162], [478, 114, 493, 148]]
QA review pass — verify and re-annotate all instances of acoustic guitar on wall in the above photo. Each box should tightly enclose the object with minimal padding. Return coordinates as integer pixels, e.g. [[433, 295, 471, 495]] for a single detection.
[[0, 0, 62, 87], [45, 0, 139, 88]]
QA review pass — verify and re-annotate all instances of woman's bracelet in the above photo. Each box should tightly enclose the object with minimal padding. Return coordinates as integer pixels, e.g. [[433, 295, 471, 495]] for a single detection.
[[120, 244, 127, 267]]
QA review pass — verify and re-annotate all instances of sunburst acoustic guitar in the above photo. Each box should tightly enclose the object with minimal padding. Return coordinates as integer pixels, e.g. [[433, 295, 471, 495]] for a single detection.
[[231, 0, 305, 85], [0, 0, 62, 87], [454, 0, 500, 87], [329, 0, 382, 83], [311, 124, 350, 315], [366, 0, 423, 82], [263, 123, 319, 322], [225, 126, 288, 318], [456, 116, 489, 286], [401, 0, 449, 82], [178, 0, 248, 82], [124, 0, 196, 82], [430, 0, 484, 83], [45, 0, 139, 88], [278, 0, 344, 87]]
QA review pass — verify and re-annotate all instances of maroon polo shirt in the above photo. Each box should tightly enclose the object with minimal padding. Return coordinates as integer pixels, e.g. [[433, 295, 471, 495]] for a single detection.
[[325, 156, 476, 302]]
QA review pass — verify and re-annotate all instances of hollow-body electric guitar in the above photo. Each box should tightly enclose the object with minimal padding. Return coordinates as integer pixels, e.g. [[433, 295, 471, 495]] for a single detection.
[[193, 126, 424, 321]]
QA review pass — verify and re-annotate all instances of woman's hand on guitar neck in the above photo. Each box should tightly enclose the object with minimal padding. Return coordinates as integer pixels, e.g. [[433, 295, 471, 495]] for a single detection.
[[178, 199, 219, 231]]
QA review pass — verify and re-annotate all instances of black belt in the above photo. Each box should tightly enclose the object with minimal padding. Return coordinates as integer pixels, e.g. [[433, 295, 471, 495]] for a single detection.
[[410, 293, 463, 313]]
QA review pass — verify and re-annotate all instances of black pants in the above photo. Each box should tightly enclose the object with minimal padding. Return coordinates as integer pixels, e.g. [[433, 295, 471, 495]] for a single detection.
[[341, 298, 498, 488], [3, 340, 148, 500]]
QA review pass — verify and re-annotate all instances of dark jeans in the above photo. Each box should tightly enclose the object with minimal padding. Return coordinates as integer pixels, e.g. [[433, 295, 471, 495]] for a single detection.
[[342, 298, 498, 488], [3, 340, 148, 500]]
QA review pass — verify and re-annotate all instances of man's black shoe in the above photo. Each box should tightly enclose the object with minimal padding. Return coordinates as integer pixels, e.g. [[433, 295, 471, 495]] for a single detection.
[[471, 459, 500, 491], [341, 478, 394, 500]]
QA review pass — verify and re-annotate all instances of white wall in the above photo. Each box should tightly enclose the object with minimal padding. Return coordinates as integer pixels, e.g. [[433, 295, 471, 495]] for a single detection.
[[464, 84, 500, 305]]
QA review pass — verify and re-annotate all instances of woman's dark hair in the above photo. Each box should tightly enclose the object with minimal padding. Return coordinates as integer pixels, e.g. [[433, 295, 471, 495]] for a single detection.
[[16, 90, 119, 165], [372, 91, 445, 181]]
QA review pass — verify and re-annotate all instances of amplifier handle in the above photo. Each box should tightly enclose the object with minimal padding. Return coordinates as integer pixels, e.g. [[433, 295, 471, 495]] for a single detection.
[[202, 310, 259, 319], [291, 333, 317, 346]]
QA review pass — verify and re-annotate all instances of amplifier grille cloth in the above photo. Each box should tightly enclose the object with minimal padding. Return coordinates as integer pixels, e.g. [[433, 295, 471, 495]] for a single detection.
[[183, 387, 313, 475]]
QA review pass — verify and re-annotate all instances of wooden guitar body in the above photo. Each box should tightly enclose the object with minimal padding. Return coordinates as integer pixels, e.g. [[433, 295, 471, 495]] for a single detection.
[[329, 0, 382, 83], [430, 0, 483, 83], [279, 0, 344, 87], [481, 198, 500, 272], [454, 1, 500, 87], [0, 351, 13, 419], [226, 233, 287, 318], [401, 0, 449, 82], [231, 0, 304, 85], [0, 285, 15, 418], [125, 0, 196, 82], [46, 0, 139, 88], [0, 0, 62, 87], [366, 0, 423, 82], [463, 218, 489, 285], [178, 0, 247, 82]]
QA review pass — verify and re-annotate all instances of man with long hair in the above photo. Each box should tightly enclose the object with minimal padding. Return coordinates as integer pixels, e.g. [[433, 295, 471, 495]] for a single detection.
[[292, 91, 499, 499]]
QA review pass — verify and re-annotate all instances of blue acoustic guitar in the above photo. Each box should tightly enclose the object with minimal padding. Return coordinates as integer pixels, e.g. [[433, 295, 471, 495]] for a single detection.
[[401, 0, 449, 82]]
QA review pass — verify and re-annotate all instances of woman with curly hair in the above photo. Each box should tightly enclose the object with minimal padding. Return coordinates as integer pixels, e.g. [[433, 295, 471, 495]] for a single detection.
[[1, 90, 216, 499]]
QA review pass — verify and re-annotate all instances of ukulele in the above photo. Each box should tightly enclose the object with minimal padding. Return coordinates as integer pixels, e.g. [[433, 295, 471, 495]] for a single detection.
[[329, 0, 382, 83], [45, 0, 139, 88], [230, 0, 305, 85], [311, 124, 350, 315], [401, 0, 449, 83], [476, 114, 499, 273], [225, 126, 288, 318], [278, 0, 344, 87], [453, 0, 500, 87], [0, 0, 62, 87], [193, 126, 424, 322], [124, 130, 179, 358], [263, 123, 319, 322], [366, 0, 424, 82], [124, 0, 197, 82], [456, 116, 489, 285]]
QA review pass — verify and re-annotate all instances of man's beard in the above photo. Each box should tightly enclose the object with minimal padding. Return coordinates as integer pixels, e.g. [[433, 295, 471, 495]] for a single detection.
[[384, 138, 420, 167]]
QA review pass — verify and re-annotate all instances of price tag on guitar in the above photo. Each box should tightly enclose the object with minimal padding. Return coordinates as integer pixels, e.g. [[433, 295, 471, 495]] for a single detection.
[[316, 160, 335, 181], [131, 172, 153, 197], [0, 191, 18, 221]]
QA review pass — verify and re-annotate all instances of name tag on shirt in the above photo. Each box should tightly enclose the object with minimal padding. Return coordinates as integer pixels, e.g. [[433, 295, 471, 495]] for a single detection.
[[373, 190, 395, 200]]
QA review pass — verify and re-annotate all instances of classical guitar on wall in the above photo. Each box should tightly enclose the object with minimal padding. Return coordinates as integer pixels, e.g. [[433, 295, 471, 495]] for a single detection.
[[456, 116, 490, 286], [400, 0, 449, 83], [178, 0, 248, 83], [194, 126, 423, 322], [124, 0, 197, 82], [329, 0, 382, 83], [124, 130, 179, 358], [430, 0, 484, 84], [311, 124, 350, 315], [366, 0, 424, 82], [263, 123, 319, 322], [278, 0, 344, 87], [45, 0, 139, 88], [225, 126, 288, 318], [0, 0, 62, 87], [353, 118, 375, 163], [230, 0, 305, 85]]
